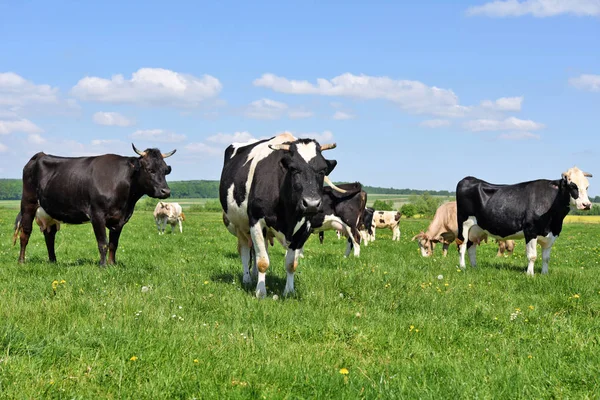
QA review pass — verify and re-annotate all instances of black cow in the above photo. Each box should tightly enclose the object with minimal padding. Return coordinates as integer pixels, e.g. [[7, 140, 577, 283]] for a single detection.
[[18, 144, 176, 265], [360, 207, 375, 245], [456, 167, 593, 275], [219, 132, 342, 298], [311, 182, 367, 257]]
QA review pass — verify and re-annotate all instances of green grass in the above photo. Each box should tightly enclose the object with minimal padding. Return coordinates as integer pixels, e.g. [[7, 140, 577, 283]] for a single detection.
[[1, 207, 599, 398]]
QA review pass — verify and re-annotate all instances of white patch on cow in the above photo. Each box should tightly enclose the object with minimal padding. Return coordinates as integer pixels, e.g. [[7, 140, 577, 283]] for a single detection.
[[563, 166, 592, 210], [296, 141, 318, 163], [372, 210, 401, 241], [283, 248, 298, 296], [525, 238, 538, 276], [538, 232, 556, 275], [459, 216, 477, 268], [293, 217, 306, 235]]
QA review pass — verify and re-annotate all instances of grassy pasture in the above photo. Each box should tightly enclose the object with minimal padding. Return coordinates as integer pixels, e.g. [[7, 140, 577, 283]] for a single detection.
[[1, 206, 599, 398]]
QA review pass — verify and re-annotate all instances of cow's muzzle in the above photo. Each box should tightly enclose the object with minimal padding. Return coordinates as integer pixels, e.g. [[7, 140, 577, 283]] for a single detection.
[[581, 202, 592, 211], [301, 197, 322, 215], [157, 188, 171, 199]]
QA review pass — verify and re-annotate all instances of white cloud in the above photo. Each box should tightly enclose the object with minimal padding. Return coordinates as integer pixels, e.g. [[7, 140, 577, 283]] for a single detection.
[[131, 129, 186, 143], [480, 96, 523, 111], [569, 74, 600, 92], [466, 0, 600, 18], [71, 68, 222, 107], [0, 142, 7, 153], [27, 133, 46, 144], [91, 139, 124, 146], [245, 98, 288, 120], [0, 119, 43, 135], [288, 110, 314, 119], [297, 130, 335, 144], [497, 131, 541, 140], [207, 131, 257, 145], [420, 119, 452, 128], [93, 111, 135, 127], [332, 111, 355, 120], [254, 73, 470, 117], [463, 116, 544, 132], [184, 142, 222, 156]]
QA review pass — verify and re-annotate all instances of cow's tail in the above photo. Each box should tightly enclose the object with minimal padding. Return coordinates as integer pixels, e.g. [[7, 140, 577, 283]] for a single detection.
[[180, 211, 186, 221], [12, 213, 22, 246]]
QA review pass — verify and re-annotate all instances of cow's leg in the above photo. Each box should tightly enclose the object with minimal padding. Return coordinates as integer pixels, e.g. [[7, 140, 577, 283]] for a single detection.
[[283, 248, 301, 297], [238, 235, 252, 286], [178, 218, 183, 233], [91, 218, 108, 266], [171, 222, 175, 234], [155, 218, 161, 234], [539, 233, 556, 274], [108, 226, 123, 265], [319, 231, 324, 244], [467, 243, 477, 267], [392, 225, 400, 241], [42, 225, 59, 262], [442, 243, 449, 257], [525, 237, 538, 276], [459, 217, 476, 268], [250, 223, 269, 298]]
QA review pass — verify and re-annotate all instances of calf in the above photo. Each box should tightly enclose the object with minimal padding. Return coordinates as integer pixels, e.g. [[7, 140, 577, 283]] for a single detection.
[[411, 201, 514, 257], [372, 210, 401, 241], [154, 201, 185, 234], [310, 182, 367, 257], [457, 167, 593, 275], [359, 207, 375, 246]]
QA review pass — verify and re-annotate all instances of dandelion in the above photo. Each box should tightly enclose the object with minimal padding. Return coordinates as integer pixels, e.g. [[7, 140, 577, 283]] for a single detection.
[[528, 305, 534, 310], [130, 356, 138, 361], [60, 280, 66, 284], [437, 275, 443, 280], [528, 355, 533, 359], [339, 368, 349, 375], [444, 283, 449, 287], [409, 325, 415, 332], [273, 295, 279, 301], [141, 286, 150, 293], [204, 281, 209, 285], [194, 359, 199, 364], [468, 284, 473, 288], [355, 312, 361, 318], [573, 294, 580, 299], [49, 380, 55, 385]]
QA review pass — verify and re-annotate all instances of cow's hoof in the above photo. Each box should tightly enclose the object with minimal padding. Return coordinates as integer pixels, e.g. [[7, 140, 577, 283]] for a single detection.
[[255, 282, 266, 299]]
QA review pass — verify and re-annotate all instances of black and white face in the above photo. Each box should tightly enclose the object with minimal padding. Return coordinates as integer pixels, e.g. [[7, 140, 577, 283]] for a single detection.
[[562, 167, 593, 210]]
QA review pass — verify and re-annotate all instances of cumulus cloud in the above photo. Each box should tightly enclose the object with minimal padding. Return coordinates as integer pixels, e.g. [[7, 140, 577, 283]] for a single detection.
[[184, 142, 222, 156], [463, 116, 544, 132], [569, 74, 600, 92], [207, 131, 257, 145], [254, 73, 470, 117], [27, 133, 46, 144], [466, 0, 600, 17], [131, 129, 186, 143], [497, 131, 541, 140], [93, 111, 135, 127], [245, 98, 289, 120], [297, 130, 335, 144], [420, 119, 452, 128], [0, 119, 43, 135], [288, 110, 314, 119], [0, 142, 7, 153], [71, 68, 222, 107], [480, 96, 523, 111], [332, 111, 355, 120]]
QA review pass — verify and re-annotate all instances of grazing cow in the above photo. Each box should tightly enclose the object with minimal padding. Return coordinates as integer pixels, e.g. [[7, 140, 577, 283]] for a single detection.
[[456, 167, 593, 275], [219, 132, 341, 298], [154, 201, 185, 234], [411, 201, 515, 257], [310, 182, 367, 257], [360, 207, 375, 245], [18, 144, 175, 265], [12, 207, 61, 246], [372, 210, 401, 241]]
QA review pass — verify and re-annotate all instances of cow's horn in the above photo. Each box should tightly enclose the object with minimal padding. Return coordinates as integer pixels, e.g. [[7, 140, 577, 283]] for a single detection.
[[324, 176, 347, 193], [132, 143, 146, 157], [162, 149, 177, 159], [584, 172, 593, 178], [320, 143, 336, 151], [269, 144, 291, 151]]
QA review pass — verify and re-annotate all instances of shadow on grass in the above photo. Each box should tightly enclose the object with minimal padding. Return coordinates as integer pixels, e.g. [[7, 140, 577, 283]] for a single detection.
[[210, 270, 301, 299], [484, 259, 526, 273]]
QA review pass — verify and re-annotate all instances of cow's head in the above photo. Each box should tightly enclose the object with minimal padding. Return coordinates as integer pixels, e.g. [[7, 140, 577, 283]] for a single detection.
[[561, 167, 593, 210], [132, 144, 176, 199], [412, 231, 434, 257], [269, 139, 338, 216]]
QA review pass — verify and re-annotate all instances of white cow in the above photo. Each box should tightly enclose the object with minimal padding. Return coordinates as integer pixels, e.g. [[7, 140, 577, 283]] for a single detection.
[[372, 210, 401, 241], [154, 201, 185, 234]]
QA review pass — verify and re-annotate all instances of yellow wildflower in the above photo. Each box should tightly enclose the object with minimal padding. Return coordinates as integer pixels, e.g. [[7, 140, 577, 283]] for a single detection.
[[130, 356, 138, 361], [339, 368, 349, 375], [60, 280, 66, 284], [528, 305, 534, 310], [573, 294, 580, 299], [204, 281, 209, 285], [194, 359, 199, 364]]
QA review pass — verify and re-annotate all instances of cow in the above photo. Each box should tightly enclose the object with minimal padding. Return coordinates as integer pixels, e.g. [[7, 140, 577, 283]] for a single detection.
[[360, 207, 375, 245], [456, 167, 593, 275], [372, 210, 401, 241], [17, 144, 175, 265], [317, 229, 342, 244], [154, 201, 185, 234], [310, 182, 367, 257], [411, 201, 515, 257], [219, 132, 342, 298], [12, 207, 61, 246], [496, 239, 515, 257]]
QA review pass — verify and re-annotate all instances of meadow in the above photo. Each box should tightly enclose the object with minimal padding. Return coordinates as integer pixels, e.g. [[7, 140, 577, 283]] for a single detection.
[[0, 206, 599, 399]]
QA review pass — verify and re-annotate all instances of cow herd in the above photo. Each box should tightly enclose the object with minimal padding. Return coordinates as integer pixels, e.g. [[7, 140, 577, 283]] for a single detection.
[[12, 134, 593, 298]]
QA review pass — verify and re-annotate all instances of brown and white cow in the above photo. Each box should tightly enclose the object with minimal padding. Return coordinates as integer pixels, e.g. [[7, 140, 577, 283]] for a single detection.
[[371, 210, 401, 241], [412, 201, 515, 257], [154, 201, 185, 234]]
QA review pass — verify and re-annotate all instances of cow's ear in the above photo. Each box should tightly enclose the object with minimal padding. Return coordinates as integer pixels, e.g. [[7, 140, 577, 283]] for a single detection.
[[325, 159, 337, 175], [280, 155, 292, 170], [561, 172, 569, 183], [166, 165, 172, 175], [130, 159, 141, 172]]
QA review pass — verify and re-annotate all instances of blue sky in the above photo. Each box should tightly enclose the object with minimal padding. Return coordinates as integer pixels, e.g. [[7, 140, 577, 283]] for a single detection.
[[1, 0, 599, 194]]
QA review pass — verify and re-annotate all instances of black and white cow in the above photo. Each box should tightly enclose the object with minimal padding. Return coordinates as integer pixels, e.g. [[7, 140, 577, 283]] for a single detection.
[[456, 167, 593, 275], [310, 182, 367, 257], [219, 133, 342, 298], [360, 207, 375, 245]]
